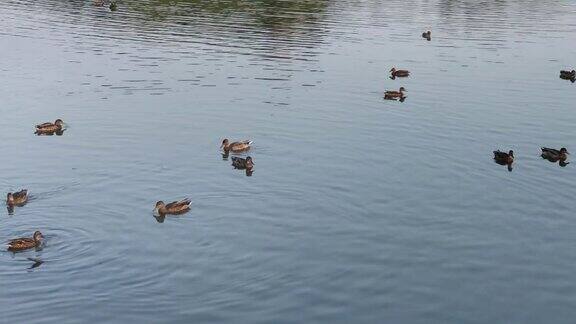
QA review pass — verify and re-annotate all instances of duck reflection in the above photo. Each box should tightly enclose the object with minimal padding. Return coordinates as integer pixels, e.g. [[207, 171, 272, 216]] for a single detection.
[[27, 258, 44, 270], [35, 129, 65, 136], [154, 214, 166, 223]]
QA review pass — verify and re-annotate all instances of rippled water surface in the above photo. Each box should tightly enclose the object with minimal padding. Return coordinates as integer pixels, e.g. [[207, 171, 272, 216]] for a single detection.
[[2, 0, 576, 322]]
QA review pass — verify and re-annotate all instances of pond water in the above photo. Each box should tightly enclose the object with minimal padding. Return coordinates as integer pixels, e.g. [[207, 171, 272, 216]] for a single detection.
[[1, 0, 576, 323]]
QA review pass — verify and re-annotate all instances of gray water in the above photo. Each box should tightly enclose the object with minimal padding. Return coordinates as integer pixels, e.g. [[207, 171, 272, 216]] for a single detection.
[[1, 0, 576, 323]]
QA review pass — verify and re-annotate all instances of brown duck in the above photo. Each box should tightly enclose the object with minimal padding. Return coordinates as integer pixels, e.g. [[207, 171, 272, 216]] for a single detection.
[[494, 150, 514, 164], [384, 87, 406, 99], [7, 231, 44, 252], [6, 189, 29, 207], [221, 139, 253, 153], [390, 68, 410, 78], [231, 156, 254, 171], [154, 199, 191, 216], [541, 147, 569, 161], [35, 119, 64, 135]]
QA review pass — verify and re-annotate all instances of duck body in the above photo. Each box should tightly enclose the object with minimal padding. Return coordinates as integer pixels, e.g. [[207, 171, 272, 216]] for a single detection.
[[390, 68, 410, 78], [384, 87, 406, 99], [6, 189, 28, 207], [35, 119, 64, 135], [221, 139, 253, 153], [154, 199, 191, 216], [231, 156, 254, 170], [7, 231, 44, 252], [541, 147, 569, 161], [560, 70, 575, 78], [560, 70, 575, 81], [493, 150, 514, 164]]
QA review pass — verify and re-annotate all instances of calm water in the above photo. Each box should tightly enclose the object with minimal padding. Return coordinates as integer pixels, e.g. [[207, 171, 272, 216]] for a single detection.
[[1, 0, 576, 322]]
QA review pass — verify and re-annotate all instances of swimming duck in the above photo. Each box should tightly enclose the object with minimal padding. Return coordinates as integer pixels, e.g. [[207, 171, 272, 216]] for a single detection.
[[35, 119, 64, 135], [493, 150, 514, 164], [7, 231, 44, 252], [422, 31, 431, 40], [109, 1, 118, 11], [231, 156, 254, 171], [6, 189, 28, 207], [390, 68, 410, 78], [560, 70, 575, 78], [153, 199, 191, 216], [384, 87, 406, 99], [221, 139, 253, 153], [560, 70, 575, 81], [541, 147, 569, 161]]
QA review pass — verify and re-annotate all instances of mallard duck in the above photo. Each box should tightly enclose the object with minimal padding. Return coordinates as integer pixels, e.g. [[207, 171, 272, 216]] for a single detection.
[[221, 139, 253, 153], [560, 70, 575, 81], [384, 87, 406, 99], [7, 231, 44, 252], [35, 119, 64, 135], [390, 68, 410, 78], [422, 31, 431, 40], [560, 70, 575, 77], [541, 147, 569, 161], [6, 189, 28, 207], [231, 156, 254, 171], [153, 199, 191, 216], [109, 1, 118, 11], [494, 150, 514, 164]]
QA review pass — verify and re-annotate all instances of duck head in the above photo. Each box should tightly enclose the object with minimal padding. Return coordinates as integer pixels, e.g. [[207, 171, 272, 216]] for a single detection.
[[560, 148, 569, 155], [33, 231, 44, 244], [245, 156, 254, 170], [55, 119, 65, 128], [399, 87, 406, 93], [390, 68, 397, 73], [221, 139, 230, 151], [154, 201, 165, 214], [6, 193, 14, 206], [508, 150, 514, 158]]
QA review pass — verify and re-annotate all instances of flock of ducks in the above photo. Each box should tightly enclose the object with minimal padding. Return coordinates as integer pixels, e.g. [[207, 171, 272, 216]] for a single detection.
[[4, 29, 573, 252], [6, 125, 254, 250], [383, 31, 572, 172]]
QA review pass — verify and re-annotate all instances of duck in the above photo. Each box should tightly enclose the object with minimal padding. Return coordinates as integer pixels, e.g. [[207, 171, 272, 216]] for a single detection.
[[109, 1, 118, 11], [384, 87, 406, 99], [231, 156, 254, 171], [6, 189, 29, 207], [390, 68, 410, 78], [7, 231, 44, 252], [493, 150, 514, 164], [541, 147, 569, 161], [35, 119, 64, 135], [560, 70, 575, 81], [422, 31, 431, 40], [153, 199, 191, 216], [221, 139, 253, 153]]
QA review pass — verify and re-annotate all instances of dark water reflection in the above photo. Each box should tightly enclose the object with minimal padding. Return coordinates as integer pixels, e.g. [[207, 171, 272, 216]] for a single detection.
[[2, 0, 576, 323]]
